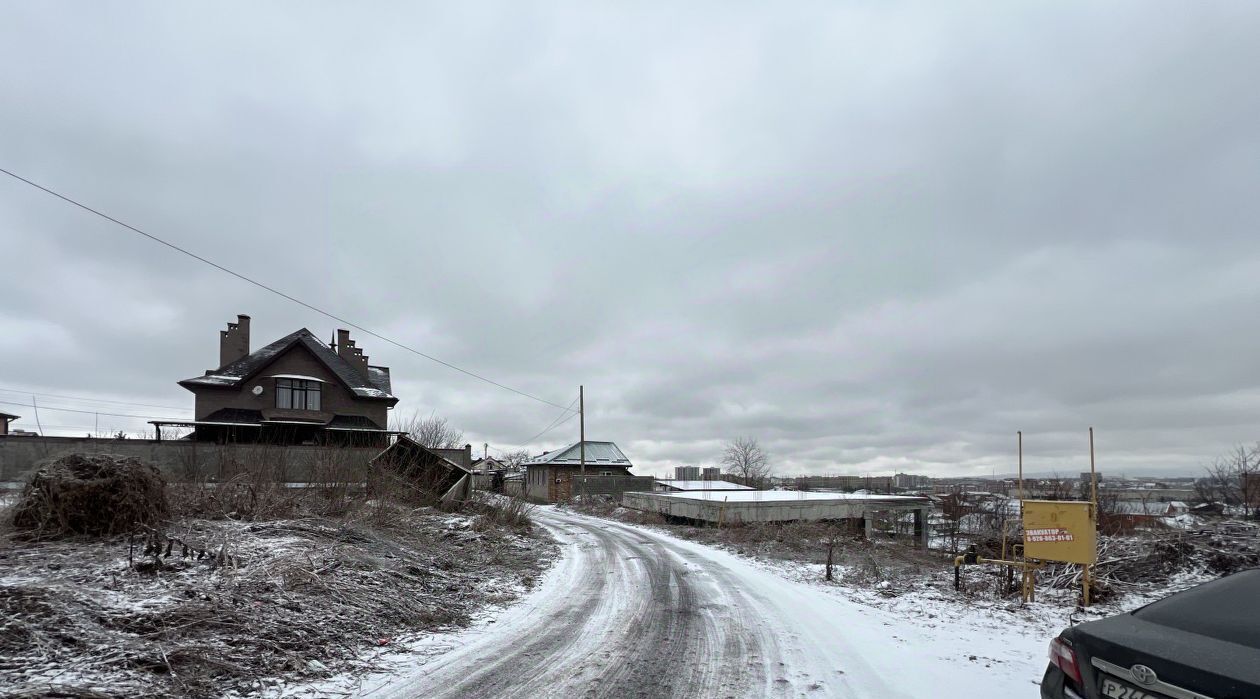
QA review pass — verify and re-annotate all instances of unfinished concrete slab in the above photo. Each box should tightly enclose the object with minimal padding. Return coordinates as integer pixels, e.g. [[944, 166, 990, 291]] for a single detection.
[[622, 489, 933, 547]]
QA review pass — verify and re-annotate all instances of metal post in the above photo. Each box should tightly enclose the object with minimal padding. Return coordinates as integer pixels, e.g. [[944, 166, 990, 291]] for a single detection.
[[1089, 427, 1098, 507], [1085, 426, 1098, 608]]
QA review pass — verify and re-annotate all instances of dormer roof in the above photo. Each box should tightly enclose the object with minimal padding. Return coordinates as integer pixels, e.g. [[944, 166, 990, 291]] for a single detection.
[[178, 328, 395, 401]]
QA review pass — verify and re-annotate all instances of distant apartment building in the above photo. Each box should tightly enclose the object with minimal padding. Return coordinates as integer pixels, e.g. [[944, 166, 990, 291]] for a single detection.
[[794, 475, 893, 492], [702, 466, 722, 480], [893, 473, 932, 489], [675, 465, 701, 481]]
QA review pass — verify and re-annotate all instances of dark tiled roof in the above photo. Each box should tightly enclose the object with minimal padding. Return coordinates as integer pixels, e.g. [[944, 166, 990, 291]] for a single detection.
[[179, 329, 396, 401], [0, 412, 21, 420], [326, 414, 386, 430], [525, 441, 631, 467], [367, 366, 392, 394], [200, 408, 264, 425]]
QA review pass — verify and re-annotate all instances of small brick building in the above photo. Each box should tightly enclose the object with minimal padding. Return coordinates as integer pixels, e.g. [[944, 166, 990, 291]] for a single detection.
[[524, 441, 650, 502]]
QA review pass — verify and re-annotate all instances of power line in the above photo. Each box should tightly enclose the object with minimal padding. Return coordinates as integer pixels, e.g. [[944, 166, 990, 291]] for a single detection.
[[0, 167, 579, 414], [0, 386, 190, 412], [520, 403, 580, 446], [0, 398, 181, 422], [520, 396, 578, 442]]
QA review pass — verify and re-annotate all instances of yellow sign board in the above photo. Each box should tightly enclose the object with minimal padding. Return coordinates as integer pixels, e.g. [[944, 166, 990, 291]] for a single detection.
[[1022, 500, 1097, 564]]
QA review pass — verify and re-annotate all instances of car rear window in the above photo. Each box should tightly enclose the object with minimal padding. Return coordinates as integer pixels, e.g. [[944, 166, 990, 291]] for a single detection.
[[1133, 569, 1260, 649]]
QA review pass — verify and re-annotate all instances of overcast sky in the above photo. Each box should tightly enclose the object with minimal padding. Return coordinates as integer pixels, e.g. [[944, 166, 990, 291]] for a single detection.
[[2, 2, 1258, 478]]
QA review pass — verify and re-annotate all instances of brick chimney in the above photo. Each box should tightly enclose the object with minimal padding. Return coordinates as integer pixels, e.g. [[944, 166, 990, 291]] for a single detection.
[[335, 328, 371, 378], [219, 314, 250, 367]]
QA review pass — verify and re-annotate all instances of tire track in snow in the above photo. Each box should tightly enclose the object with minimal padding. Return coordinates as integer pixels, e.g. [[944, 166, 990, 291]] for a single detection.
[[369, 507, 902, 699]]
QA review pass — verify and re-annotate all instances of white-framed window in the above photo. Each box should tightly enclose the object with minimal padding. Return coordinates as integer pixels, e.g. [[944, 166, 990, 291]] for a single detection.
[[276, 378, 321, 410]]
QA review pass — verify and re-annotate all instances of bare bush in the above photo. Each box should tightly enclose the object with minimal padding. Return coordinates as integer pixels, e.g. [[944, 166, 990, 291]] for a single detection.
[[1198, 444, 1260, 518], [12, 454, 169, 537], [471, 493, 535, 530], [391, 410, 465, 449]]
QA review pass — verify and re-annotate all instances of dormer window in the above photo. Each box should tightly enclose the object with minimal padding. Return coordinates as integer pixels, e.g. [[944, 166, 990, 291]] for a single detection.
[[276, 378, 321, 411]]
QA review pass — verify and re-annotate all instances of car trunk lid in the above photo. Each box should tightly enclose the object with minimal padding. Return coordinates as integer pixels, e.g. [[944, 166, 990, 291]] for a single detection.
[[1071, 614, 1260, 699]]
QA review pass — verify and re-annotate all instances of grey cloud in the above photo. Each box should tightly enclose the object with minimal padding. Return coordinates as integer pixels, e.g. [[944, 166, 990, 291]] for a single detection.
[[3, 1, 1260, 476]]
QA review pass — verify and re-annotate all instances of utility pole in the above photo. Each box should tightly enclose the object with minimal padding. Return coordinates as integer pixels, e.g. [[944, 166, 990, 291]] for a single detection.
[[579, 385, 586, 503], [579, 385, 585, 475]]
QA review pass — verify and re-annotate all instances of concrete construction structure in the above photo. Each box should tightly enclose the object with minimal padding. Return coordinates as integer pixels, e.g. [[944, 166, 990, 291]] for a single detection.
[[524, 441, 651, 502], [622, 490, 934, 548], [654, 479, 753, 492], [161, 315, 401, 447]]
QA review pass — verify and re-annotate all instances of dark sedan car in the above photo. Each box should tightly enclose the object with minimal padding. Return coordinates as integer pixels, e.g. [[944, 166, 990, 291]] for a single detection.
[[1041, 568, 1260, 699]]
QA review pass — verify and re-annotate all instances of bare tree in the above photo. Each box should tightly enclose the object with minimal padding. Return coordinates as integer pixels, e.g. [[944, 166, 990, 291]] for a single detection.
[[392, 410, 465, 449], [721, 436, 771, 488], [501, 449, 532, 471], [1034, 473, 1075, 501], [1203, 444, 1260, 519]]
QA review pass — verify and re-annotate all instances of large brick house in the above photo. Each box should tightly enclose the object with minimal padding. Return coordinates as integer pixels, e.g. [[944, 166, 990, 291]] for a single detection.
[[166, 315, 400, 446]]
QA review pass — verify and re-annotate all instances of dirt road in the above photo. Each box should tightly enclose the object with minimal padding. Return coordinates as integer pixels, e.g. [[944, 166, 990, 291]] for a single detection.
[[365, 506, 916, 699]]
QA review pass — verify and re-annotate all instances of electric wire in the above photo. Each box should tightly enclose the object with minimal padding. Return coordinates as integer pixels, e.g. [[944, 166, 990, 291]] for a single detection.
[[520, 410, 579, 446], [0, 397, 183, 422], [0, 386, 190, 412], [0, 167, 578, 414], [517, 396, 579, 443]]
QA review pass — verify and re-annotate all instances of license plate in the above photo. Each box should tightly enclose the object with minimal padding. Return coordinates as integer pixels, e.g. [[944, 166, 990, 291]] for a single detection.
[[1101, 677, 1163, 699]]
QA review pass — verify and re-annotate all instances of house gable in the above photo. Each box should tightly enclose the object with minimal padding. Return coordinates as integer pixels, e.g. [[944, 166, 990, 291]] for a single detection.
[[185, 342, 385, 425]]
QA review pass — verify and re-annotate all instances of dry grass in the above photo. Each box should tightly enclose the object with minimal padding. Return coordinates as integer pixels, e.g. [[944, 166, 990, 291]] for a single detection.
[[468, 493, 536, 531], [0, 450, 556, 698]]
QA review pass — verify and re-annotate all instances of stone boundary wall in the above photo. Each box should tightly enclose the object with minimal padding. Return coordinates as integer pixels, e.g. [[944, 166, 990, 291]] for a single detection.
[[0, 436, 384, 485]]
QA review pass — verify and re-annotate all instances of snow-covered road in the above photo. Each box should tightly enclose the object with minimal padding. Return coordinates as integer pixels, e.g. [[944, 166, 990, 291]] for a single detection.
[[362, 507, 1046, 698]]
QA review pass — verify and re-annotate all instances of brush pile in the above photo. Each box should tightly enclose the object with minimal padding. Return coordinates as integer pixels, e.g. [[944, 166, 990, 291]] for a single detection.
[[1039, 520, 1260, 601], [11, 453, 169, 537]]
